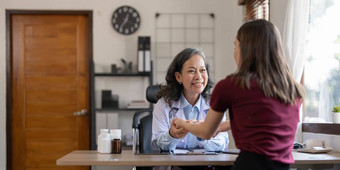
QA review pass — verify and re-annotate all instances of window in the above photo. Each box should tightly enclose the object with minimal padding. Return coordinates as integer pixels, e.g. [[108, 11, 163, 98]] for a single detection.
[[304, 0, 340, 123]]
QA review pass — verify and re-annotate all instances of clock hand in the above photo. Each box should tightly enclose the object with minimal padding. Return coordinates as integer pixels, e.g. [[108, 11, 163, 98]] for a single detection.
[[120, 14, 130, 30]]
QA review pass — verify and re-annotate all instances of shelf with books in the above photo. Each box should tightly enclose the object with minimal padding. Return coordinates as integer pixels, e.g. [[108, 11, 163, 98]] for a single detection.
[[90, 36, 153, 149], [94, 68, 153, 94], [91, 62, 154, 149], [94, 70, 153, 110]]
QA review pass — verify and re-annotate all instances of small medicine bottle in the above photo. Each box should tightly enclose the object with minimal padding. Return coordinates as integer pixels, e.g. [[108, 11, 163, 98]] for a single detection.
[[97, 129, 111, 153], [110, 129, 122, 154]]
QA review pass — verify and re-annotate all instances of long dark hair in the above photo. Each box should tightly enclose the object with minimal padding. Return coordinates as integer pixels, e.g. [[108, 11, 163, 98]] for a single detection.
[[158, 48, 213, 105], [234, 19, 304, 104]]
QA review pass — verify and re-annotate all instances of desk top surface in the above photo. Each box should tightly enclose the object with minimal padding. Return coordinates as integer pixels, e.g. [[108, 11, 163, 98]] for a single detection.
[[56, 150, 340, 166]]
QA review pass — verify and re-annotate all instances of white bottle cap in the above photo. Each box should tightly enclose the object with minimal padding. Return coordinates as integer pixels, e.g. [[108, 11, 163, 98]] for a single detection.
[[100, 129, 109, 133], [110, 129, 121, 139]]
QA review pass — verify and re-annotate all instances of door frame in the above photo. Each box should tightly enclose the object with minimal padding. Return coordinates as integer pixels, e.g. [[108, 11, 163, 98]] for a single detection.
[[5, 10, 94, 170]]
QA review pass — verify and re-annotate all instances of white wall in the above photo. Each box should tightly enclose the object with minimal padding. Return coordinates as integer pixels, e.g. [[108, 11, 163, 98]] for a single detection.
[[270, 0, 288, 36], [0, 0, 243, 168]]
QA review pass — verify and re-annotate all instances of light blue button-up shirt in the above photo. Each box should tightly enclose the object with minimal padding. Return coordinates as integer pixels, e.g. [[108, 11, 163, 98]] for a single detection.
[[152, 93, 229, 151]]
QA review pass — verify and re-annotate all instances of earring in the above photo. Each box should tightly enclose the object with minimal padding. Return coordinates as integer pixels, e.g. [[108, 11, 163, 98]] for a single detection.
[[179, 82, 182, 85]]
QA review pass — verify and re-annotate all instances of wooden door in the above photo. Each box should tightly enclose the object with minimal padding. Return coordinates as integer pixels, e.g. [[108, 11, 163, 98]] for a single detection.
[[10, 13, 90, 170]]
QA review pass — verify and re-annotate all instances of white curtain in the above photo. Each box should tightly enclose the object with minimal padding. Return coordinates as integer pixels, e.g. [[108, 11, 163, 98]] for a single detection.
[[283, 0, 310, 83], [319, 82, 335, 122], [282, 0, 310, 143]]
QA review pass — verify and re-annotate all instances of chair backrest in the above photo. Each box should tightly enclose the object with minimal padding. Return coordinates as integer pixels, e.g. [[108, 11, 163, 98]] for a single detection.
[[138, 114, 153, 152], [132, 85, 161, 153], [146, 85, 161, 104], [132, 85, 160, 129]]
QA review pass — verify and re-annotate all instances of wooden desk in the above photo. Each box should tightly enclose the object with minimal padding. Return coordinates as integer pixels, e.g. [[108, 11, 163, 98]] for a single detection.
[[57, 150, 340, 168], [57, 150, 238, 166]]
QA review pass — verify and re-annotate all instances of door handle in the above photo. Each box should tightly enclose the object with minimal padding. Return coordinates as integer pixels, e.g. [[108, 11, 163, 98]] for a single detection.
[[73, 109, 88, 116]]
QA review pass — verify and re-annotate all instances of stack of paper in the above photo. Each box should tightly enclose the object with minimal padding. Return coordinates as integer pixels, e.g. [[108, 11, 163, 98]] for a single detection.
[[172, 149, 217, 155], [126, 100, 149, 109]]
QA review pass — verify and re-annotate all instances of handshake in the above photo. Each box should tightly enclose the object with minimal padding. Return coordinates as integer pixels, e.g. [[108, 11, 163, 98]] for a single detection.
[[169, 118, 230, 139], [168, 118, 198, 139]]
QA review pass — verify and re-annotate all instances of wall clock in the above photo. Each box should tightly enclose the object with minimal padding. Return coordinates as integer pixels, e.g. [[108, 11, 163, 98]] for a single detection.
[[112, 6, 141, 35]]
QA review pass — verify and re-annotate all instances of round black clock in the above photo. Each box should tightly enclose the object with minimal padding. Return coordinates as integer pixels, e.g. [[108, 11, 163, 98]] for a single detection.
[[112, 6, 141, 35]]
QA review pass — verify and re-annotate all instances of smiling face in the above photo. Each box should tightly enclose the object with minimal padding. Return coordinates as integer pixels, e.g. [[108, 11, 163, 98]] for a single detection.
[[175, 54, 208, 103]]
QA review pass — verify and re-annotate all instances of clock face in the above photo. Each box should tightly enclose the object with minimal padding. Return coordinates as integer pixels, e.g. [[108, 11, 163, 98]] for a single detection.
[[112, 6, 141, 35]]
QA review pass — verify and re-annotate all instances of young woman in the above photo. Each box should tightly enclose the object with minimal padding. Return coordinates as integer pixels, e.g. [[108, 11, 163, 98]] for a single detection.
[[152, 48, 229, 152], [174, 20, 305, 170]]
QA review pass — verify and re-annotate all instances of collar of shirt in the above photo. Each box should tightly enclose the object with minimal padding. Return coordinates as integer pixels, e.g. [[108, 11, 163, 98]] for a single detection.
[[179, 93, 201, 119]]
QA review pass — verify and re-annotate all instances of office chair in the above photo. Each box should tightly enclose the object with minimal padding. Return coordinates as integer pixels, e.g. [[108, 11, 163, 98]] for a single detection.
[[132, 85, 160, 153]]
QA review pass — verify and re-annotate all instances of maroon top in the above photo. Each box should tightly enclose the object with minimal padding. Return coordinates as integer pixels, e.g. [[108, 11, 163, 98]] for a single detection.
[[210, 75, 301, 164]]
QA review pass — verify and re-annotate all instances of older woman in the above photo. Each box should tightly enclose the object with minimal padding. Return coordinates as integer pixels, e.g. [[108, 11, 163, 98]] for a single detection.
[[152, 48, 229, 152]]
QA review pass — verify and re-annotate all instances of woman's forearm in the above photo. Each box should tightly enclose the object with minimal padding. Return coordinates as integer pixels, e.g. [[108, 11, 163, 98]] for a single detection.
[[176, 108, 225, 140]]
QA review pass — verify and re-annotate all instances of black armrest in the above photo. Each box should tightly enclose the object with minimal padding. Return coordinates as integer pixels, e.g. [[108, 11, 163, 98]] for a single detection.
[[132, 109, 152, 129]]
